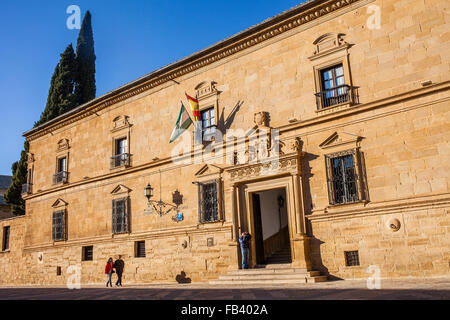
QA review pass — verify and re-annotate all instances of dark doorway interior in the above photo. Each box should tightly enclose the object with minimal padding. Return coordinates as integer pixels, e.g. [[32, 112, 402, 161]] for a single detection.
[[252, 188, 291, 266], [252, 193, 265, 265]]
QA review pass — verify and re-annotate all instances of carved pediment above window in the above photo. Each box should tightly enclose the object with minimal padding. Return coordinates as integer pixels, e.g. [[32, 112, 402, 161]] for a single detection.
[[111, 115, 132, 133], [111, 184, 132, 196], [195, 81, 218, 101], [57, 139, 70, 152], [319, 131, 362, 150], [195, 164, 224, 180], [52, 198, 68, 208], [309, 33, 351, 61]]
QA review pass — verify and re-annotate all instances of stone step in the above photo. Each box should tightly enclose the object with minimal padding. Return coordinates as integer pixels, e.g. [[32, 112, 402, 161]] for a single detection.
[[228, 269, 319, 276], [210, 276, 328, 285], [219, 272, 321, 280], [255, 263, 293, 269]]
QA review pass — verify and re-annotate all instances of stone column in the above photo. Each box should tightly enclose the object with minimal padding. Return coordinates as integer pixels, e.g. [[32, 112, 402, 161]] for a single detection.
[[290, 166, 312, 270]]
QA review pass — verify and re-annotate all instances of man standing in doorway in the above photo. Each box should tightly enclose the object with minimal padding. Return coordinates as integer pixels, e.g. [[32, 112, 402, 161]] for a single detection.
[[114, 255, 125, 287], [239, 232, 252, 269]]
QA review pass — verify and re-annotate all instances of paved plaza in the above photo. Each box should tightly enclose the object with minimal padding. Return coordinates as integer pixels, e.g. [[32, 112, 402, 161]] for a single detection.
[[0, 278, 448, 300]]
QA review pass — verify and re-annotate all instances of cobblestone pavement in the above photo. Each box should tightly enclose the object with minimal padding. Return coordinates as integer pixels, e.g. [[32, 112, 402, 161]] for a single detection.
[[0, 278, 449, 300]]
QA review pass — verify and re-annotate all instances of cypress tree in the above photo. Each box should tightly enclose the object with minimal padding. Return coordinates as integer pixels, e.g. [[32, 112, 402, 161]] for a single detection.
[[35, 44, 76, 127], [4, 141, 29, 216], [74, 11, 96, 106]]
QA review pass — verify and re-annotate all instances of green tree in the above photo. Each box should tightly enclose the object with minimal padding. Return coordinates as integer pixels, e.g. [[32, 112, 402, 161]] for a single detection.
[[35, 44, 76, 127], [75, 10, 96, 106], [4, 141, 29, 216]]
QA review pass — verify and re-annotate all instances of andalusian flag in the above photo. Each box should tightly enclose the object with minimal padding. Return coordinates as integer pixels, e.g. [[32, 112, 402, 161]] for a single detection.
[[186, 92, 201, 122], [169, 103, 193, 143]]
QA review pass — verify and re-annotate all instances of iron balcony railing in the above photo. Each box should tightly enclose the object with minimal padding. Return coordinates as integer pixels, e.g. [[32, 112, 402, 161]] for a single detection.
[[110, 153, 131, 169], [315, 85, 360, 110], [53, 171, 69, 185], [22, 183, 33, 195]]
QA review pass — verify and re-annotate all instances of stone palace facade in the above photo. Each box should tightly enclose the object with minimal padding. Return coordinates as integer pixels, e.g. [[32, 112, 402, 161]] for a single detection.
[[1, 0, 449, 285]]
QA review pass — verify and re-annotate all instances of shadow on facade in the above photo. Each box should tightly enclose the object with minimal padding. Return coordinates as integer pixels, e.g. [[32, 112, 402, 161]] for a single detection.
[[218, 100, 244, 133], [301, 151, 342, 281]]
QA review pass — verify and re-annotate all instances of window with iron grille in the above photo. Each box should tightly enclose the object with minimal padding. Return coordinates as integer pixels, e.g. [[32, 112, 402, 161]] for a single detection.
[[112, 198, 129, 234], [326, 151, 360, 205], [198, 181, 220, 223], [345, 251, 360, 267], [82, 246, 93, 261], [2, 226, 10, 251], [135, 241, 146, 258], [52, 210, 66, 241]]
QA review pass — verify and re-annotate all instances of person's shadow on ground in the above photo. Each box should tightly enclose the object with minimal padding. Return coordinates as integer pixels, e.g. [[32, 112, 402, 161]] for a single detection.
[[175, 271, 192, 284]]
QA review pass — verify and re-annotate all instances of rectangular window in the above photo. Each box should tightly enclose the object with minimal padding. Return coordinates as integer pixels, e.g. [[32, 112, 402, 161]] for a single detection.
[[318, 64, 349, 108], [111, 138, 129, 168], [326, 152, 359, 205], [198, 181, 219, 223], [53, 157, 68, 184], [135, 241, 146, 258], [115, 138, 128, 155], [201, 108, 216, 139], [112, 198, 128, 234], [82, 246, 93, 261], [52, 210, 66, 241], [2, 226, 10, 251], [58, 157, 67, 173], [345, 251, 360, 267]]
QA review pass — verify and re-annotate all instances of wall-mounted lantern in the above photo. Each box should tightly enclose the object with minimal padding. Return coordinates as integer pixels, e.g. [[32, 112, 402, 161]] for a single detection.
[[145, 171, 183, 217]]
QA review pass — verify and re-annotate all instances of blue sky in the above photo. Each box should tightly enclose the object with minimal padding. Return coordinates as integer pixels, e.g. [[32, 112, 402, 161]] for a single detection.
[[0, 0, 303, 175]]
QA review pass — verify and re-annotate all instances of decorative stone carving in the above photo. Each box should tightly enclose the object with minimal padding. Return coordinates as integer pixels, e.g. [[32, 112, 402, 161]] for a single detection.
[[228, 154, 299, 182], [57, 139, 70, 152], [195, 81, 218, 100], [309, 33, 351, 61], [254, 112, 270, 128], [111, 115, 132, 132], [387, 218, 401, 232]]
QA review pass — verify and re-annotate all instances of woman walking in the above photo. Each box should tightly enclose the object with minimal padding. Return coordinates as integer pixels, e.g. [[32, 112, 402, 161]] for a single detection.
[[105, 257, 114, 287]]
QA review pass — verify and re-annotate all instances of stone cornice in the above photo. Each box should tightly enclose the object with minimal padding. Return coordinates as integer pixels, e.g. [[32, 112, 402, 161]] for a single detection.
[[24, 0, 365, 142]]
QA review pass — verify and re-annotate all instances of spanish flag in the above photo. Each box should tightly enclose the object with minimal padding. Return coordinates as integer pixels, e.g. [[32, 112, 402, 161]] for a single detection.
[[186, 93, 200, 122]]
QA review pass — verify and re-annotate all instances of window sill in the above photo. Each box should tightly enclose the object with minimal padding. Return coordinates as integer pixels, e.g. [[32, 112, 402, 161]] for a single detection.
[[199, 220, 223, 225], [110, 165, 131, 171], [0, 249, 10, 253], [326, 200, 369, 211], [315, 102, 354, 115]]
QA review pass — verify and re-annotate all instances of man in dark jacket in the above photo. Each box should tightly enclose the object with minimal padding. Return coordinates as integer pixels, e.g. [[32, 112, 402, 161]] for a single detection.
[[114, 255, 125, 287], [238, 232, 252, 269]]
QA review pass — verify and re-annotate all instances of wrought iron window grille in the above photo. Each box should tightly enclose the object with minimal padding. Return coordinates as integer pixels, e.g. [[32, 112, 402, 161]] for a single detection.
[[326, 151, 360, 206], [53, 171, 69, 185], [198, 180, 219, 224], [110, 153, 131, 169], [315, 85, 360, 110]]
